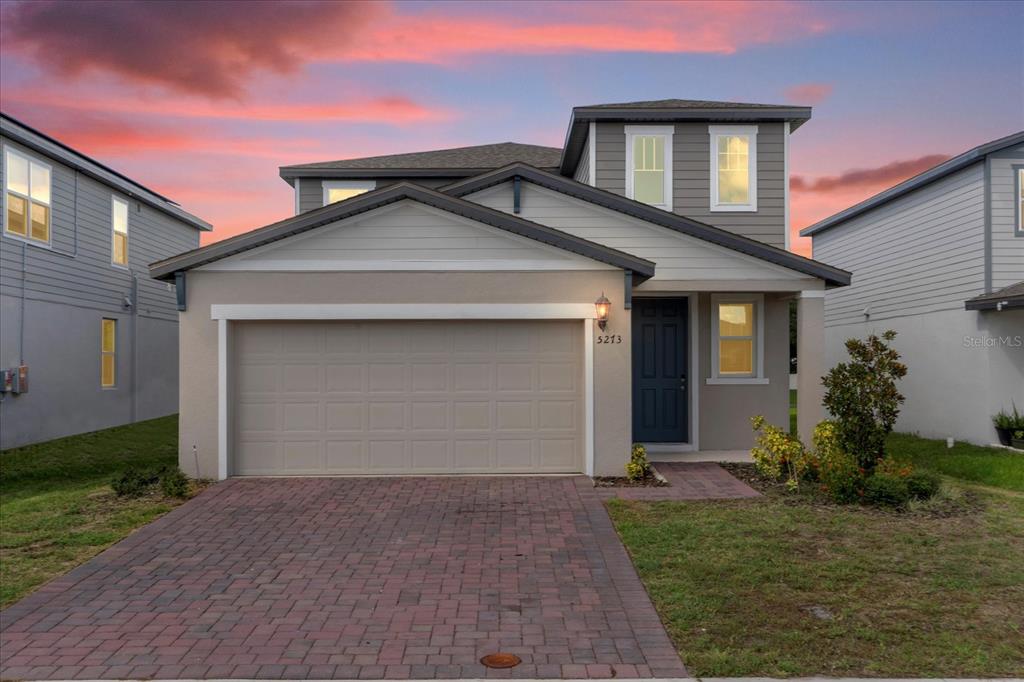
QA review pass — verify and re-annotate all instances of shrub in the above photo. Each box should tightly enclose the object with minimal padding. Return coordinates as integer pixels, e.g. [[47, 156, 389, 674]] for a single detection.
[[905, 471, 941, 500], [992, 402, 1024, 430], [813, 420, 862, 503], [111, 467, 159, 497], [822, 330, 907, 474], [875, 457, 913, 478], [626, 444, 651, 481], [751, 415, 813, 491], [159, 467, 190, 498], [863, 473, 911, 507]]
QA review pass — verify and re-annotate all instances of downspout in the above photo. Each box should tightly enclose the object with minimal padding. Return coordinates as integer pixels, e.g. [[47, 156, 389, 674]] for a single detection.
[[130, 272, 138, 423]]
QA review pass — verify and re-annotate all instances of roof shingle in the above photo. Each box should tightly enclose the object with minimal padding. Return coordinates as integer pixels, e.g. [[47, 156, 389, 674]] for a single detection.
[[281, 142, 562, 172]]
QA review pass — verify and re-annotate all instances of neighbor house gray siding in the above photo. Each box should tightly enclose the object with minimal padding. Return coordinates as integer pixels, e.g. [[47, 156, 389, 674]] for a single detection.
[[987, 142, 1024, 289], [813, 161, 987, 327], [0, 135, 201, 449], [592, 122, 787, 248], [296, 177, 462, 214]]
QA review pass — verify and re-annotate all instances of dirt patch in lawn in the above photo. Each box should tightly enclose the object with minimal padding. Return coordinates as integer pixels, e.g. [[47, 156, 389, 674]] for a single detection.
[[593, 471, 669, 488]]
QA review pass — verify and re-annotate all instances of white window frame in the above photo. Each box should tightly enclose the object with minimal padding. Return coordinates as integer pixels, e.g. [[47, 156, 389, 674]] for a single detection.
[[3, 145, 53, 246], [625, 125, 673, 211], [322, 180, 376, 206], [1015, 166, 1023, 237], [707, 293, 767, 385], [709, 125, 758, 212], [101, 317, 117, 389], [111, 196, 129, 268]]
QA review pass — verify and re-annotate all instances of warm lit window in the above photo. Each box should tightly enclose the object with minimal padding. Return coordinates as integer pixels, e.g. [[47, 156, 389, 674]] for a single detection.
[[625, 126, 673, 210], [111, 197, 129, 266], [709, 125, 757, 212], [1016, 167, 1023, 236], [101, 318, 116, 388], [709, 295, 765, 383], [323, 180, 376, 205], [4, 148, 51, 243]]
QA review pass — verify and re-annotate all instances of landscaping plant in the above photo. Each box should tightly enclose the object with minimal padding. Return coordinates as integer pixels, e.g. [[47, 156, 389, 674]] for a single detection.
[[159, 467, 190, 498], [750, 415, 815, 491], [813, 419, 862, 503], [822, 330, 907, 473], [110, 467, 160, 498], [626, 443, 651, 481]]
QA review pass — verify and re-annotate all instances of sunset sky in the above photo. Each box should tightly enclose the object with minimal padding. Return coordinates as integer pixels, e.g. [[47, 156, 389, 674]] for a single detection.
[[1, 0, 1021, 256]]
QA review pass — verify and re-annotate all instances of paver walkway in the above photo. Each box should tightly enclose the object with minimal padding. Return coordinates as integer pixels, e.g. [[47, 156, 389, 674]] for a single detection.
[[1, 476, 688, 680], [592, 463, 761, 501]]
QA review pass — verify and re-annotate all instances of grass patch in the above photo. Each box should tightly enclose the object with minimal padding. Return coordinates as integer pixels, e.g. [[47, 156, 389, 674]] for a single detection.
[[609, 486, 1024, 677], [789, 388, 797, 435], [0, 415, 195, 607], [888, 432, 1024, 492]]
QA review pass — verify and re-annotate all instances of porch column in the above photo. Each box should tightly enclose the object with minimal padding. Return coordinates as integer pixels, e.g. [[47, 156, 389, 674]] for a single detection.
[[796, 291, 826, 444]]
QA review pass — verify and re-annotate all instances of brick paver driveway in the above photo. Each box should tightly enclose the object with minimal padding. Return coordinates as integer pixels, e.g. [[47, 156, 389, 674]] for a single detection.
[[1, 477, 687, 680]]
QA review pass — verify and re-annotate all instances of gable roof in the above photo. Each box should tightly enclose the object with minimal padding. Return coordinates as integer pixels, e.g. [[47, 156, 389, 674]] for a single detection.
[[1, 112, 211, 231], [279, 142, 562, 185], [559, 99, 812, 175], [801, 130, 1024, 238], [149, 182, 654, 282], [442, 163, 850, 287], [964, 281, 1024, 311]]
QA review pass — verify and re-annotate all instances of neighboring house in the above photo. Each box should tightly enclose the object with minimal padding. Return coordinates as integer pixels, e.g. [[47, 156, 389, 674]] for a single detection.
[[0, 113, 211, 450], [150, 99, 850, 479], [802, 132, 1024, 446]]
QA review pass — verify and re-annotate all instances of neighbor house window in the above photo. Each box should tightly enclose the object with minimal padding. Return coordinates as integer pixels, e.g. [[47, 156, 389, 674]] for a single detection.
[[111, 197, 129, 266], [323, 180, 376, 206], [1016, 167, 1023, 236], [625, 125, 673, 211], [709, 294, 765, 384], [101, 318, 117, 388], [4, 147, 52, 243], [709, 125, 757, 212]]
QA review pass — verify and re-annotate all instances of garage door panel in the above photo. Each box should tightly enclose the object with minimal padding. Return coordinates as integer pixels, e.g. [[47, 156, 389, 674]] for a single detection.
[[234, 320, 583, 475]]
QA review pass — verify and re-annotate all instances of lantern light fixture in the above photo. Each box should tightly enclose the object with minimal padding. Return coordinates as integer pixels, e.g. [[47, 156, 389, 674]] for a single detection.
[[595, 293, 611, 331]]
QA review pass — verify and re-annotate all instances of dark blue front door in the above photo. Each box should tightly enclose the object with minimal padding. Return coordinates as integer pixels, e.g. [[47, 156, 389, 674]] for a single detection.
[[632, 298, 689, 443]]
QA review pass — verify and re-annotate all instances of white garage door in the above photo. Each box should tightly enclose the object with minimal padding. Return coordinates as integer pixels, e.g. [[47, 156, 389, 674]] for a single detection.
[[233, 320, 583, 475]]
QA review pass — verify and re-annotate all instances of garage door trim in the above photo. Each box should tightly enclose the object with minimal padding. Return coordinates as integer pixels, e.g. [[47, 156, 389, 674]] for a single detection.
[[213, 303, 597, 479]]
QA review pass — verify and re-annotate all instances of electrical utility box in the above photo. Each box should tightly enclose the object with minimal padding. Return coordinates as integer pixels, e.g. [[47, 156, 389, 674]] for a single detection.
[[2, 366, 28, 394]]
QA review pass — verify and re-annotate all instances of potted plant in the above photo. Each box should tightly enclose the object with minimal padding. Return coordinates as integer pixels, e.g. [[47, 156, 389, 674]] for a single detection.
[[992, 403, 1022, 446], [1012, 430, 1024, 451]]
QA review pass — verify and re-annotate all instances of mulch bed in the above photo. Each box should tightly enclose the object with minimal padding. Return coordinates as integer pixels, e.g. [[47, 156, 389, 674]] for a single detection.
[[593, 470, 669, 488]]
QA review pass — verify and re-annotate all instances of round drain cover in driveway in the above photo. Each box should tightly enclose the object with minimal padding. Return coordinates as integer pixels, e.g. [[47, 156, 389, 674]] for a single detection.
[[480, 653, 521, 668]]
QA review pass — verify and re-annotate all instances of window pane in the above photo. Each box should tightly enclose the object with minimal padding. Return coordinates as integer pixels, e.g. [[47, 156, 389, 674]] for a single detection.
[[719, 303, 754, 336], [113, 232, 128, 264], [102, 319, 116, 353], [633, 136, 663, 171], [717, 135, 750, 204], [30, 163, 51, 204], [5, 151, 28, 195], [113, 199, 128, 234], [327, 187, 370, 204], [634, 170, 664, 204], [30, 203, 49, 241], [6, 193, 27, 235], [101, 355, 115, 388], [720, 339, 754, 375]]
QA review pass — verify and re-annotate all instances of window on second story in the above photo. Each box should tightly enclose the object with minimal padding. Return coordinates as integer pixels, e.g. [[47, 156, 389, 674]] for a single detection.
[[1016, 167, 1023, 236], [709, 125, 757, 212], [625, 126, 673, 211], [323, 180, 376, 206], [111, 197, 129, 266], [4, 147, 52, 244]]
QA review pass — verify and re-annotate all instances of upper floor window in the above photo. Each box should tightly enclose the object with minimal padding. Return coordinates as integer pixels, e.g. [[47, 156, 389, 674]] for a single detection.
[[709, 125, 757, 212], [1016, 167, 1023, 236], [709, 294, 766, 384], [4, 147, 51, 244], [625, 126, 673, 211], [111, 197, 129, 266], [323, 180, 376, 206]]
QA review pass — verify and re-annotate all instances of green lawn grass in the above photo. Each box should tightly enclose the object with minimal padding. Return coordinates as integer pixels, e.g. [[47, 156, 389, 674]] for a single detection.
[[789, 388, 797, 435], [888, 432, 1024, 492], [0, 415, 186, 607]]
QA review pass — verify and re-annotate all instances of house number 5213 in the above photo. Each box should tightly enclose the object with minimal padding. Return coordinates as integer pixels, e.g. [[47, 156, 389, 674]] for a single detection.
[[596, 335, 622, 344]]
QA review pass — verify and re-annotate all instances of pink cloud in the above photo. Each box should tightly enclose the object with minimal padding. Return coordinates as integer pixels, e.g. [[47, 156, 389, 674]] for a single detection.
[[783, 82, 833, 105], [790, 154, 950, 193]]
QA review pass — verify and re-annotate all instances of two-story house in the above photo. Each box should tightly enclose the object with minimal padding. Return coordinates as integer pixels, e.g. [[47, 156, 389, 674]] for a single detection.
[[802, 132, 1024, 446], [150, 99, 850, 479], [1, 114, 211, 450]]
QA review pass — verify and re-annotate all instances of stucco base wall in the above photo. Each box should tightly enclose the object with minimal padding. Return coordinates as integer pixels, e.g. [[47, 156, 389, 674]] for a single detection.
[[0, 295, 180, 450], [824, 308, 1024, 445]]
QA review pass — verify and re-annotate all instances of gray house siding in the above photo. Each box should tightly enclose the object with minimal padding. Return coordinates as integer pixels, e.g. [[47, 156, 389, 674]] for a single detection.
[[987, 142, 1024, 290], [573, 131, 591, 184], [592, 122, 786, 248], [813, 161, 986, 326], [297, 177, 462, 214], [0, 135, 200, 449]]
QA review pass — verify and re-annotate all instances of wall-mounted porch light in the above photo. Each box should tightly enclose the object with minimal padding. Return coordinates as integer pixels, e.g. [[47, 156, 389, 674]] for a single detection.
[[595, 293, 611, 331]]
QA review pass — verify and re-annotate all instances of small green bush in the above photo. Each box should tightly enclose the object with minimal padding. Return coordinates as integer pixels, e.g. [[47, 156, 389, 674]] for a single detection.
[[813, 420, 863, 502], [905, 471, 941, 500], [111, 467, 159, 497], [626, 444, 651, 481], [159, 467, 190, 498], [863, 473, 910, 507], [751, 415, 814, 491]]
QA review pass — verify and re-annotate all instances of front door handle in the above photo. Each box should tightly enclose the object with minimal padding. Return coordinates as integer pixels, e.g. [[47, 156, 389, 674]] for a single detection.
[[680, 375, 687, 390]]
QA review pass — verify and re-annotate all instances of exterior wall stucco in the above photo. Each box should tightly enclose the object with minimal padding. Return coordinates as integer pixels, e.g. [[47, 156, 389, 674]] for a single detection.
[[179, 270, 632, 478]]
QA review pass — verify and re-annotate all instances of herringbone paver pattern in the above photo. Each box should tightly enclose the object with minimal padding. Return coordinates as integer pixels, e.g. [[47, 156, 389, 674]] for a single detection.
[[0, 476, 687, 679]]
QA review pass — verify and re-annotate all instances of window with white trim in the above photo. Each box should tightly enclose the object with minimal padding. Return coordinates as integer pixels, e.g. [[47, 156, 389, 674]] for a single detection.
[[1016, 167, 1023, 236], [709, 294, 765, 383], [101, 318, 117, 388], [111, 197, 129, 266], [323, 180, 376, 206], [709, 125, 757, 212], [4, 147, 52, 243], [625, 126, 673, 211]]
